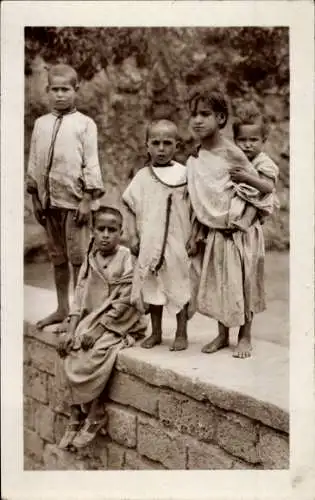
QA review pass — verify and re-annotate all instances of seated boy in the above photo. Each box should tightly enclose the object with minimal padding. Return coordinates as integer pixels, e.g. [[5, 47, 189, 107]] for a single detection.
[[57, 205, 147, 449]]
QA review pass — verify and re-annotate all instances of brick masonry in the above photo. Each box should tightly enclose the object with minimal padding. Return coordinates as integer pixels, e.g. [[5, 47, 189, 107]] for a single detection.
[[23, 321, 290, 470]]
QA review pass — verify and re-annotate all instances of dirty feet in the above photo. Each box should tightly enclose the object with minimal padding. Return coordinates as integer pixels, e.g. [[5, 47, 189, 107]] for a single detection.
[[232, 338, 252, 358], [201, 335, 229, 354], [36, 310, 69, 330], [169, 336, 188, 351], [53, 318, 70, 334], [141, 333, 162, 349]]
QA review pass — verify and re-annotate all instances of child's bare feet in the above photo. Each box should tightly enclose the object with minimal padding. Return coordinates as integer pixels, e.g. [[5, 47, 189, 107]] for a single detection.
[[202, 321, 229, 354], [170, 335, 188, 351], [53, 318, 70, 334], [232, 338, 252, 358], [36, 310, 68, 330], [141, 333, 162, 349], [233, 317, 253, 358], [201, 335, 229, 353], [170, 304, 188, 351]]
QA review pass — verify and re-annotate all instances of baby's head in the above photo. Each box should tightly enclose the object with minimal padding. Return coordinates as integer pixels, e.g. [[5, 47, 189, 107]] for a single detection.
[[146, 119, 179, 167], [233, 102, 269, 161], [47, 64, 79, 113], [188, 85, 229, 140], [92, 206, 123, 256]]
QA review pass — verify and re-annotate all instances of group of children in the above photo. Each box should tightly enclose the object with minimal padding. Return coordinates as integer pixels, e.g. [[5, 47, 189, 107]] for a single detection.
[[27, 64, 279, 450]]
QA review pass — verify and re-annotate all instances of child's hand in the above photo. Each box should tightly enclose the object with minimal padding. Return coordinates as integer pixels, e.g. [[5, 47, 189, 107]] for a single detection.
[[130, 237, 140, 257], [32, 197, 46, 226], [80, 333, 96, 351], [230, 167, 250, 184], [57, 333, 74, 358], [75, 198, 91, 226], [186, 237, 198, 257]]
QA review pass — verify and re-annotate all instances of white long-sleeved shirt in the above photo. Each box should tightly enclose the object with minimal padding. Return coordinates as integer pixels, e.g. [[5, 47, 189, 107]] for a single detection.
[[26, 110, 105, 209]]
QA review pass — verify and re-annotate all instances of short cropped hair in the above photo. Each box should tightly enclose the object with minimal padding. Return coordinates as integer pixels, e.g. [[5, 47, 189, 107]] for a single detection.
[[188, 85, 229, 129], [146, 119, 179, 143], [92, 206, 123, 228], [232, 102, 269, 140], [47, 63, 79, 88]]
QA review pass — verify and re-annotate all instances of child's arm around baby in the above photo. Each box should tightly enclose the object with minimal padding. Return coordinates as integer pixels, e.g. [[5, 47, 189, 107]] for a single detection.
[[230, 167, 274, 194]]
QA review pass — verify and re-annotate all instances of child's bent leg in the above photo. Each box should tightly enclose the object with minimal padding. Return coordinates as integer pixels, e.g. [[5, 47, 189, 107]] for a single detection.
[[72, 264, 81, 289], [201, 321, 229, 354], [58, 404, 82, 449], [233, 314, 253, 359], [72, 397, 108, 448], [141, 304, 163, 348], [37, 263, 70, 329], [170, 304, 188, 351], [230, 205, 257, 232]]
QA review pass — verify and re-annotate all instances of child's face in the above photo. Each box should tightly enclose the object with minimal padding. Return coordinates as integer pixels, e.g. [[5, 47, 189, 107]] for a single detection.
[[47, 75, 77, 112], [234, 124, 264, 161], [190, 101, 225, 140], [147, 124, 178, 167], [93, 213, 122, 255]]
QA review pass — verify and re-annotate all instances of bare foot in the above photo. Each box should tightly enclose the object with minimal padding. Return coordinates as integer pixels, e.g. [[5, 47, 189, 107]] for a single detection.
[[53, 318, 70, 334], [232, 338, 252, 358], [201, 335, 229, 354], [36, 310, 68, 330], [169, 335, 188, 351], [141, 334, 162, 349]]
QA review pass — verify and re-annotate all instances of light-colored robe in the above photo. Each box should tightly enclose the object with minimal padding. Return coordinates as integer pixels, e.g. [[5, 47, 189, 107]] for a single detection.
[[187, 140, 267, 327], [122, 162, 191, 315], [229, 151, 279, 228], [64, 245, 147, 404]]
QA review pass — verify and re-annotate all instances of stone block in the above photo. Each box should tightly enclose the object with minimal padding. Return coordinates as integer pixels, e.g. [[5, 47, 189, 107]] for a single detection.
[[24, 455, 43, 471], [159, 390, 217, 442], [27, 338, 56, 375], [107, 404, 137, 448], [24, 396, 40, 430], [216, 411, 260, 464], [137, 416, 186, 469], [109, 371, 159, 416], [24, 428, 44, 461], [35, 404, 55, 443], [257, 426, 289, 469], [107, 442, 126, 469], [43, 444, 87, 470], [47, 361, 71, 415], [54, 413, 69, 445], [24, 322, 58, 347], [187, 438, 234, 469], [24, 365, 48, 404], [124, 449, 165, 470]]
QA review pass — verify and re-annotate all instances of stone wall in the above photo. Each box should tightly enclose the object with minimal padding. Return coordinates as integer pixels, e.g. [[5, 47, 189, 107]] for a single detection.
[[24, 323, 289, 471]]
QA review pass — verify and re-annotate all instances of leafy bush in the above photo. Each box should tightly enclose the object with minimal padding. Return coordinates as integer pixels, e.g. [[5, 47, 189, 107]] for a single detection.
[[24, 27, 289, 250]]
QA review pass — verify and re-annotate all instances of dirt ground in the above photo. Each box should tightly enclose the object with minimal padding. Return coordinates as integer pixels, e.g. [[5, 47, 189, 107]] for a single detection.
[[24, 251, 289, 348]]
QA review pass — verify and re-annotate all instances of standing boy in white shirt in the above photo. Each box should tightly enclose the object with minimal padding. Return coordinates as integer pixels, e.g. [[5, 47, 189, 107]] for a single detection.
[[27, 64, 105, 330]]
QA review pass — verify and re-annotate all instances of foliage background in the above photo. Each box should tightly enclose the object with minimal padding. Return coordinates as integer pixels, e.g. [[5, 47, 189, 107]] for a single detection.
[[24, 27, 289, 252]]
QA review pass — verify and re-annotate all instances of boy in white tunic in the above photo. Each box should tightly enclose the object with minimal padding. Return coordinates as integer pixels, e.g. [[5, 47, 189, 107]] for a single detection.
[[26, 64, 105, 330], [122, 120, 192, 351]]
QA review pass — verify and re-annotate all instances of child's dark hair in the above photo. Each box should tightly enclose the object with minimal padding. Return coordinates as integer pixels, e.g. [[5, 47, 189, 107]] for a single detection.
[[188, 85, 229, 129], [47, 63, 79, 88], [232, 102, 269, 140], [92, 205, 123, 228]]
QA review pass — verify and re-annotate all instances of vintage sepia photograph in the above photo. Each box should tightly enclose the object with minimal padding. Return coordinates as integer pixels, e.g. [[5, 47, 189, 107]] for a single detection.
[[23, 25, 290, 471], [1, 1, 314, 499]]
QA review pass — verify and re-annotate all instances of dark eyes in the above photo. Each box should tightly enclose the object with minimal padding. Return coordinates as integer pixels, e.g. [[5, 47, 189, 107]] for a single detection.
[[96, 226, 117, 232], [51, 87, 71, 92], [191, 111, 212, 118], [151, 140, 173, 146]]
